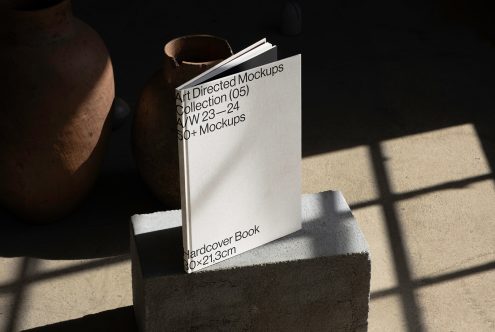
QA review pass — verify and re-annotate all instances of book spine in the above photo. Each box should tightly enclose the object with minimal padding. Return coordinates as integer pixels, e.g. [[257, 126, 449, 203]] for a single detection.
[[176, 88, 192, 273]]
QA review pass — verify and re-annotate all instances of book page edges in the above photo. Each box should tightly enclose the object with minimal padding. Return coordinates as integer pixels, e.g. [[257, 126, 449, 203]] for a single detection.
[[177, 38, 268, 90], [176, 89, 192, 272]]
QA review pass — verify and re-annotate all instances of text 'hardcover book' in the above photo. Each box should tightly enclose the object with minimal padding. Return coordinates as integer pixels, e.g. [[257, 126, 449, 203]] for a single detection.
[[176, 39, 301, 273]]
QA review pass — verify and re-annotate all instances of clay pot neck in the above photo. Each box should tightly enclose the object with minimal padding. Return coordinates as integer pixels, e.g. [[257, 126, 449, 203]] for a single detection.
[[162, 35, 233, 84], [1, 0, 74, 45]]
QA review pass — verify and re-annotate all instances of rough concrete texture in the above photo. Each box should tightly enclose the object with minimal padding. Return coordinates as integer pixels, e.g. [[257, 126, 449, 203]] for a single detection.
[[131, 191, 370, 331]]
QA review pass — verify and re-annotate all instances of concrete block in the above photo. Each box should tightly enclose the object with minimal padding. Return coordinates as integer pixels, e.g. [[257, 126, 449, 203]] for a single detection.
[[131, 190, 370, 331]]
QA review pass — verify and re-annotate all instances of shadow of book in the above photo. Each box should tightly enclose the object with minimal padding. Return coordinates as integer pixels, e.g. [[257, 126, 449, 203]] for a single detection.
[[22, 306, 137, 332]]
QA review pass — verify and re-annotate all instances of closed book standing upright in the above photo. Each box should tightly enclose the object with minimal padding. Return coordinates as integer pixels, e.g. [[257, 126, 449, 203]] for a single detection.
[[176, 39, 301, 272]]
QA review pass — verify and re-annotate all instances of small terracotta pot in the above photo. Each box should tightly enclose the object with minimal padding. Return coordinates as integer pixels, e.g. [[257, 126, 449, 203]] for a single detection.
[[133, 35, 233, 209], [0, 0, 115, 222]]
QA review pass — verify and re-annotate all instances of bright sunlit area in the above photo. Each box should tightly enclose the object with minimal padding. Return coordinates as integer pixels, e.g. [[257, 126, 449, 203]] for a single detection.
[[303, 123, 495, 331]]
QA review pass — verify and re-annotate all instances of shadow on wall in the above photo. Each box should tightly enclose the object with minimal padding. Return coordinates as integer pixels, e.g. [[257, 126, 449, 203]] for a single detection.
[[22, 306, 137, 332], [2, 0, 495, 260]]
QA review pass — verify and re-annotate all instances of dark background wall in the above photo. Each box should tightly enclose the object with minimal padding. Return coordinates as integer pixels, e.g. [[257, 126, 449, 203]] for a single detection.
[[1, 0, 494, 258]]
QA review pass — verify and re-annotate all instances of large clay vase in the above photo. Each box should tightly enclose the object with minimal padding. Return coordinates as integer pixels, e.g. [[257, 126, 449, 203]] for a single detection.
[[0, 0, 115, 222], [133, 35, 232, 209]]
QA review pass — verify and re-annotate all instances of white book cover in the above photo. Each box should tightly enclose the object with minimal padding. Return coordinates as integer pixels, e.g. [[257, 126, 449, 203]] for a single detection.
[[176, 40, 301, 273]]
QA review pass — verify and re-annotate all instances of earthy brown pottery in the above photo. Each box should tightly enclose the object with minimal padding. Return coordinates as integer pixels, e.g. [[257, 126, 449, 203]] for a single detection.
[[0, 0, 115, 222], [133, 35, 232, 208]]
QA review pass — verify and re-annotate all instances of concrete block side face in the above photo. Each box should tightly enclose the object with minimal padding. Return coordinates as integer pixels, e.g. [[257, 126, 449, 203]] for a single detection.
[[246, 258, 353, 331], [144, 254, 370, 332], [146, 273, 246, 332], [350, 256, 371, 331]]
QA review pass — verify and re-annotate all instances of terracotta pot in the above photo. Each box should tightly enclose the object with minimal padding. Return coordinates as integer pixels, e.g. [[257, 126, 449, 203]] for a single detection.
[[133, 35, 232, 208], [0, 0, 115, 222]]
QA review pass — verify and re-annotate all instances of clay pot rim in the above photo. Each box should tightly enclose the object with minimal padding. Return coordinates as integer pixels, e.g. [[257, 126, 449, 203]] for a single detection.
[[5, 0, 69, 14], [164, 34, 233, 66]]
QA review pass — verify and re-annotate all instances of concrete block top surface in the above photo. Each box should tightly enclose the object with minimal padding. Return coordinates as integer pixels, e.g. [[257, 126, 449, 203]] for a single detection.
[[131, 190, 369, 276]]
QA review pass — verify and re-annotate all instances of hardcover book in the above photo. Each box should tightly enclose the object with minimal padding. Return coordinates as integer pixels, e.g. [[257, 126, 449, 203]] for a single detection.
[[176, 39, 301, 273]]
